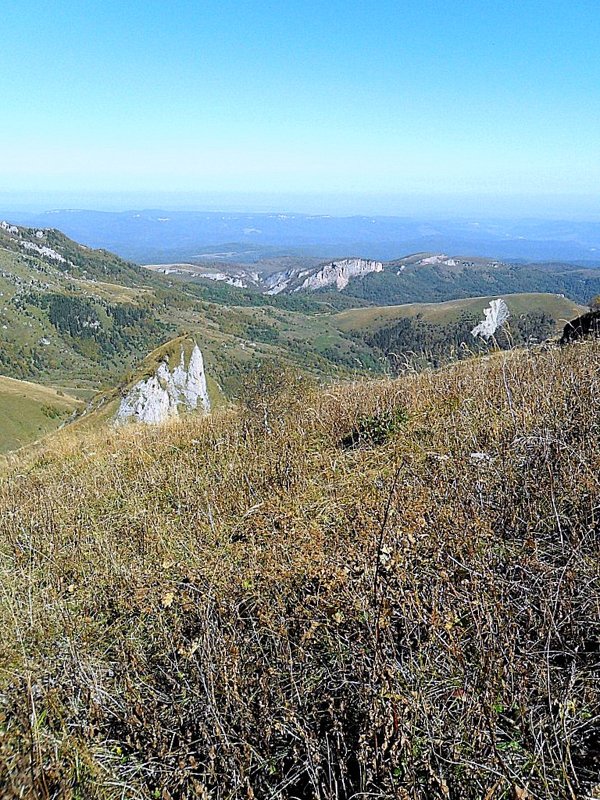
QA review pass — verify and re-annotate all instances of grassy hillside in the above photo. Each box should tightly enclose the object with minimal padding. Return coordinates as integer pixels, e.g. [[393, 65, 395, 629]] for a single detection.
[[76, 292, 588, 430], [1, 341, 599, 798], [0, 230, 167, 389], [0, 375, 82, 453], [329, 293, 587, 374], [0, 222, 373, 396], [0, 223, 146, 284], [0, 268, 589, 441], [334, 292, 585, 332]]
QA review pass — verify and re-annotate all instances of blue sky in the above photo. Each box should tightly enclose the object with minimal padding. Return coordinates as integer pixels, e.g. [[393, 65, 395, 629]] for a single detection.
[[1, 0, 599, 212]]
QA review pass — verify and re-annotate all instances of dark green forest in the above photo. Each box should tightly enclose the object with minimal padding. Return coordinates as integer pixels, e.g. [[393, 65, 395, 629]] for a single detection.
[[360, 310, 556, 371], [25, 292, 171, 363], [340, 264, 600, 306]]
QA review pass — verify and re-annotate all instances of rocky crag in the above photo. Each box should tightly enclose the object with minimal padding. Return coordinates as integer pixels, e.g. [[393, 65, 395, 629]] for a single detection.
[[116, 344, 210, 425], [265, 258, 383, 294]]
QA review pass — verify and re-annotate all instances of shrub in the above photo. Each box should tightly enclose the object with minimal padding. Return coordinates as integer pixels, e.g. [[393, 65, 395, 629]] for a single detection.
[[339, 404, 407, 448]]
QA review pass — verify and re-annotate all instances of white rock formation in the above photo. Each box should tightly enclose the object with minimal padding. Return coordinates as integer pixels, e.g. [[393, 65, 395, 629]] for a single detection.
[[171, 345, 210, 410], [116, 344, 210, 426], [298, 258, 383, 291], [471, 298, 510, 339], [419, 254, 447, 265], [197, 272, 247, 288], [20, 240, 66, 262], [264, 269, 296, 295]]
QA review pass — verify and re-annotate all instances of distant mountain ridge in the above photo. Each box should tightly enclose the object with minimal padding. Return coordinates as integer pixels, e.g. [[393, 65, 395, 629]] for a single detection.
[[146, 250, 600, 307], [6, 209, 600, 264]]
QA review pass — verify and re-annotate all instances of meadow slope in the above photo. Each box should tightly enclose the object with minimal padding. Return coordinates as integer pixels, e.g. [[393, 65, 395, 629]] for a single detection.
[[0, 376, 82, 453], [333, 292, 585, 332], [0, 342, 599, 798]]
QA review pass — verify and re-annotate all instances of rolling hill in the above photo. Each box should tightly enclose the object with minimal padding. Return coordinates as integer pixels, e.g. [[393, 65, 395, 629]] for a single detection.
[[43, 292, 585, 436], [334, 292, 585, 332], [339, 253, 600, 306], [0, 221, 167, 388]]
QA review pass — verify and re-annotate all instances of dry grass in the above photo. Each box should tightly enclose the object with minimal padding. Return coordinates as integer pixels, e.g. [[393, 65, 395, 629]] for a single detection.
[[1, 342, 600, 799]]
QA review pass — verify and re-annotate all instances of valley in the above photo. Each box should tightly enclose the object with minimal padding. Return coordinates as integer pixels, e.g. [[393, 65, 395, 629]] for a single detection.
[[0, 220, 594, 452]]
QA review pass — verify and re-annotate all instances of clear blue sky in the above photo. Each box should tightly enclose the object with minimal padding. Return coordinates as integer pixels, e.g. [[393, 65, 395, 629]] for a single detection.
[[1, 0, 599, 212]]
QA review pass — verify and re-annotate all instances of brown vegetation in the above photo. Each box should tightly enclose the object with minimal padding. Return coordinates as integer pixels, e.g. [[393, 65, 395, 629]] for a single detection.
[[1, 341, 599, 799]]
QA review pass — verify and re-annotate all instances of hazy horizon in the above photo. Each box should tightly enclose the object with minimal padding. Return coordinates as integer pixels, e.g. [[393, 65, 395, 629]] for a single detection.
[[1, 191, 600, 222]]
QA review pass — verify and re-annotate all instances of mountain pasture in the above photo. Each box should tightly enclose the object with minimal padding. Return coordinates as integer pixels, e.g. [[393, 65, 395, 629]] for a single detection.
[[0, 375, 81, 453]]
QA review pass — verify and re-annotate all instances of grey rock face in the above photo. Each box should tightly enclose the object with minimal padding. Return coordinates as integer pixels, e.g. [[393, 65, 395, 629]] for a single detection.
[[298, 258, 383, 291], [116, 344, 210, 426], [265, 258, 384, 294], [471, 298, 510, 340]]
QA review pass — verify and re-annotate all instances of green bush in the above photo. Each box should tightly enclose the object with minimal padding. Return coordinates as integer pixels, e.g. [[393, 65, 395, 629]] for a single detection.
[[340, 404, 408, 448]]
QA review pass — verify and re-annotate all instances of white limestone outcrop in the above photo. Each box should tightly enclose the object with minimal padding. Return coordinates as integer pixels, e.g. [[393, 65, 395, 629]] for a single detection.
[[1, 222, 68, 263], [419, 254, 448, 265], [264, 270, 295, 295], [116, 344, 210, 426], [19, 240, 66, 262], [471, 299, 510, 340], [197, 272, 247, 288], [298, 258, 383, 291]]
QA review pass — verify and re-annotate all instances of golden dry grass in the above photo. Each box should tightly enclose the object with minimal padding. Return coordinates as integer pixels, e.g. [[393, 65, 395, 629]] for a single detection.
[[0, 342, 599, 798]]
